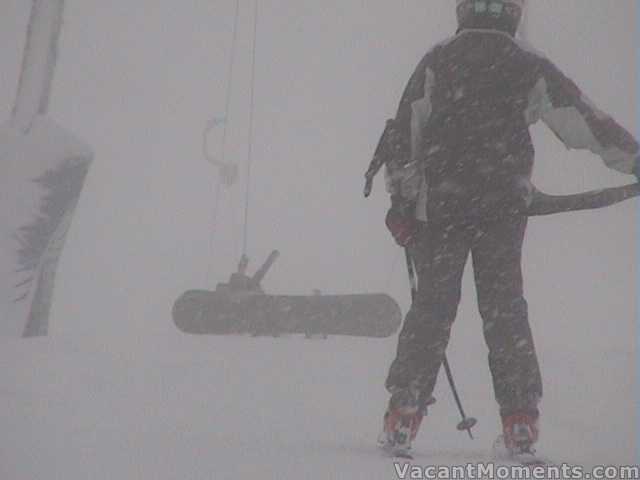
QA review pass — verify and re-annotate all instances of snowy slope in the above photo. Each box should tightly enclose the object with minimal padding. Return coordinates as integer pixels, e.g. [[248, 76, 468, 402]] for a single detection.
[[0, 331, 634, 480]]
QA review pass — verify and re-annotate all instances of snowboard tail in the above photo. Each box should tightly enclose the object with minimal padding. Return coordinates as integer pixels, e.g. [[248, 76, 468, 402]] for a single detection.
[[172, 290, 402, 338]]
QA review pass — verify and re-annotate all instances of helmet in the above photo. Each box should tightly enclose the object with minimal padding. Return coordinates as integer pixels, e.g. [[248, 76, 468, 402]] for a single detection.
[[456, 0, 525, 36]]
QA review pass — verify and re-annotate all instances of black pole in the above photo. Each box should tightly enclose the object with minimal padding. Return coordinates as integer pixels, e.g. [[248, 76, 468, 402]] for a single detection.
[[441, 353, 477, 439], [404, 248, 477, 439], [526, 183, 640, 216]]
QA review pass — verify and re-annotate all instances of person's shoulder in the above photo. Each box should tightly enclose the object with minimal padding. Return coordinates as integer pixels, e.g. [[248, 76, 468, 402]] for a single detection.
[[414, 33, 458, 68], [514, 39, 569, 83], [511, 36, 551, 63], [435, 32, 461, 49], [427, 32, 461, 56]]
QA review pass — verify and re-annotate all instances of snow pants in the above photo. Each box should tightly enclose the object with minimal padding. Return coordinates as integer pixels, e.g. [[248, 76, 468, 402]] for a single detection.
[[385, 216, 542, 419]]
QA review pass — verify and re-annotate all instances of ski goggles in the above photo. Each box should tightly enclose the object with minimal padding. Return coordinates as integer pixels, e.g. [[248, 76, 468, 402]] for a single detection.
[[460, 1, 522, 18]]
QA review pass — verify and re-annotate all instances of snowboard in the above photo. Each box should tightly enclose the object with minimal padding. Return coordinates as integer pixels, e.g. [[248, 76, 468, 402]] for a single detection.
[[172, 290, 402, 338]]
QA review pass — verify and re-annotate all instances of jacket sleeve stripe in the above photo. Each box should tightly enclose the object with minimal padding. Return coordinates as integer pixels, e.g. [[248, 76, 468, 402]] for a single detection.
[[527, 63, 639, 175]]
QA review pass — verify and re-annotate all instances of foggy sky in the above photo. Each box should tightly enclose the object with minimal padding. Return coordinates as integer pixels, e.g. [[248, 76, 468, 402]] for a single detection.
[[1, 0, 637, 359]]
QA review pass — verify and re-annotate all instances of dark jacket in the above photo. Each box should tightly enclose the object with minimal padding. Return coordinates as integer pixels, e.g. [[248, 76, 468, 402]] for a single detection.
[[384, 29, 639, 222]]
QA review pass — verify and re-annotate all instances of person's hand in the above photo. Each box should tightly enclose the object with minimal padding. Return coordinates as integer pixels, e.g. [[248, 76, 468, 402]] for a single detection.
[[385, 196, 420, 247]]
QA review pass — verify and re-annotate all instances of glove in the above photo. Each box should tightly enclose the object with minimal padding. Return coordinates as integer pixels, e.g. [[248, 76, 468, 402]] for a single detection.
[[385, 196, 420, 247]]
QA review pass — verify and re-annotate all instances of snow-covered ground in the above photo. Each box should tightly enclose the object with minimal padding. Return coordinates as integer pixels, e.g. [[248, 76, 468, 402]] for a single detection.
[[0, 329, 634, 480]]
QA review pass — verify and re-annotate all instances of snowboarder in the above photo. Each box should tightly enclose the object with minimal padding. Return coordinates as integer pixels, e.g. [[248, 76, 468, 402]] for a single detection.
[[374, 0, 639, 460]]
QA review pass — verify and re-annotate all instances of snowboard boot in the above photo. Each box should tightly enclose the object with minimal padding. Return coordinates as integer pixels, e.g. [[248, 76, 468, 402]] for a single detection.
[[378, 388, 428, 457], [493, 413, 541, 464]]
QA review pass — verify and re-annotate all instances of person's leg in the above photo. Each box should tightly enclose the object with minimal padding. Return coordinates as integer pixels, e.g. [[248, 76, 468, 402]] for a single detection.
[[385, 222, 473, 403], [472, 216, 542, 451], [382, 222, 473, 453]]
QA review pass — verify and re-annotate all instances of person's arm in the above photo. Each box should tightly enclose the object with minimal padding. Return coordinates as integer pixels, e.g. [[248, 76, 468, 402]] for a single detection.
[[527, 58, 639, 176], [380, 51, 440, 246], [384, 51, 438, 203]]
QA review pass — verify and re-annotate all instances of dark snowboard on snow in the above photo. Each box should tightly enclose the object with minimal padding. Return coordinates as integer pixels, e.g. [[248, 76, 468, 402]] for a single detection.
[[172, 290, 402, 338]]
